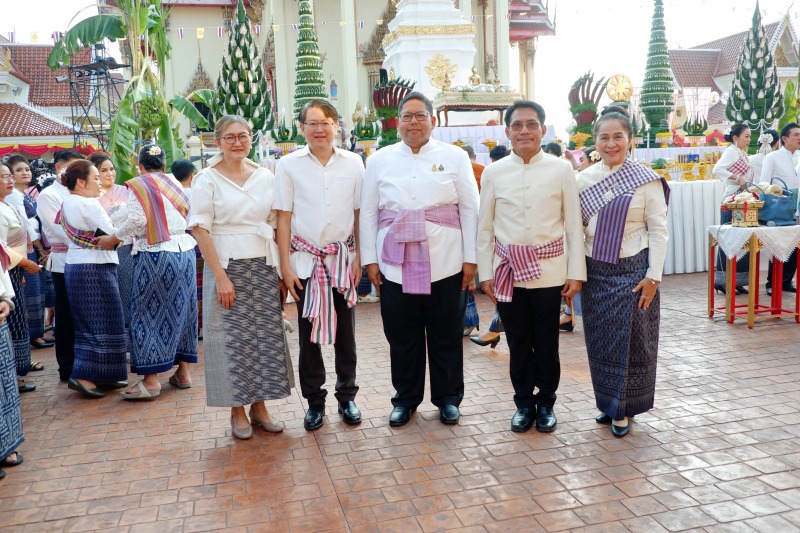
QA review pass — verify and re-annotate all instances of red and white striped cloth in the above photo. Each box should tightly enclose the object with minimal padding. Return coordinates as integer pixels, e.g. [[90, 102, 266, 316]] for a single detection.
[[493, 237, 565, 302]]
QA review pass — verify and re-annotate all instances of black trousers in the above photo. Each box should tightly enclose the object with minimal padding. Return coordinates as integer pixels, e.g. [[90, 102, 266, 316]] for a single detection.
[[767, 249, 797, 288], [52, 272, 75, 382], [380, 272, 465, 409], [497, 285, 562, 409], [295, 278, 358, 406]]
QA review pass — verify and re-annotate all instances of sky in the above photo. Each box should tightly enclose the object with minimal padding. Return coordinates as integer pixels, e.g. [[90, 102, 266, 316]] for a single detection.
[[2, 0, 798, 137]]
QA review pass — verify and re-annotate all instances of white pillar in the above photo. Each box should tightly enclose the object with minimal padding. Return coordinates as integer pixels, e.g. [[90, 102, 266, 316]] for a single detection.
[[495, 0, 511, 85], [338, 0, 359, 134], [271, 0, 291, 123]]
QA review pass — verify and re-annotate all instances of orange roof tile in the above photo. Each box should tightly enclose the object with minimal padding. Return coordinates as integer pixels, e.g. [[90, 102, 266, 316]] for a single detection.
[[7, 44, 91, 107], [0, 104, 73, 137], [690, 21, 783, 77]]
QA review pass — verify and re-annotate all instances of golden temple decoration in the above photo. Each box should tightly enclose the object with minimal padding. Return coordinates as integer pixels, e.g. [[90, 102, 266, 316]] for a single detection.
[[468, 67, 481, 87], [185, 58, 215, 94], [425, 54, 459, 92], [363, 1, 397, 65], [382, 24, 476, 49]]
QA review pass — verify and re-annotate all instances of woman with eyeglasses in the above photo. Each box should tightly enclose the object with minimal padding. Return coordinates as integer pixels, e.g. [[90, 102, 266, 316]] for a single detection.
[[6, 155, 51, 357], [188, 115, 290, 440], [0, 161, 44, 393]]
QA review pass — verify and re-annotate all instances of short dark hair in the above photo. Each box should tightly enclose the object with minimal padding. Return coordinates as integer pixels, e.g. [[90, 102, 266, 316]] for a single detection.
[[398, 91, 433, 116], [543, 142, 562, 157], [87, 152, 112, 169], [53, 150, 84, 165], [299, 99, 339, 123], [780, 122, 800, 141], [5, 154, 28, 170], [461, 145, 476, 159], [171, 160, 195, 183], [489, 145, 508, 161], [724, 123, 749, 143], [504, 100, 546, 127], [594, 105, 633, 139], [138, 144, 166, 172], [61, 159, 95, 190]]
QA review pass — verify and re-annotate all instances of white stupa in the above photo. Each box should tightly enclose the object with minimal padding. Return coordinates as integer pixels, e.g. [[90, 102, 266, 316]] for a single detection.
[[382, 0, 477, 98]]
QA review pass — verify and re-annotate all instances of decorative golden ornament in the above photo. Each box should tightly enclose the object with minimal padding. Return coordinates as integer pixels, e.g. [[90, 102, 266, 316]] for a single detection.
[[382, 24, 476, 48], [605, 74, 633, 102], [425, 54, 459, 92]]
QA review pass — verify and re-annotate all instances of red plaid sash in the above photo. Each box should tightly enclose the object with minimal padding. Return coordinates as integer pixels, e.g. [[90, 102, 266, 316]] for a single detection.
[[493, 237, 564, 302], [727, 154, 753, 180]]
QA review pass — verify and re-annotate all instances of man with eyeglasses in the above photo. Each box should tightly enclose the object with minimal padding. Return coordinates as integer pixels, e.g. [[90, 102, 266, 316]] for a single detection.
[[477, 101, 585, 433], [275, 99, 365, 431], [360, 92, 480, 427]]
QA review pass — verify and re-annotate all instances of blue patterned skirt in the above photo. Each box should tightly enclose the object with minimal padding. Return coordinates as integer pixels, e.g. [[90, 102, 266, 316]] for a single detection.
[[129, 250, 198, 375], [117, 244, 134, 326], [24, 251, 45, 339], [203, 258, 290, 407], [8, 268, 30, 377], [0, 322, 23, 459], [582, 249, 659, 419], [65, 263, 127, 383]]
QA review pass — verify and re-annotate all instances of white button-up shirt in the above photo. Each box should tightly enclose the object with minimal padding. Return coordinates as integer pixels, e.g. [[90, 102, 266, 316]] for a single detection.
[[36, 181, 71, 273], [187, 165, 279, 270], [477, 150, 587, 288], [360, 138, 479, 285], [760, 147, 800, 189], [274, 146, 363, 279]]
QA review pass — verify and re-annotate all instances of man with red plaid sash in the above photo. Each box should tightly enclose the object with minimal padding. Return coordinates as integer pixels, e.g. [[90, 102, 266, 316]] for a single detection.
[[477, 101, 586, 433], [276, 100, 365, 431]]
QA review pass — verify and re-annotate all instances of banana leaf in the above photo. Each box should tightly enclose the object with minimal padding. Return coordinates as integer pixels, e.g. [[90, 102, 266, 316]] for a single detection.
[[110, 87, 138, 184], [47, 15, 126, 71], [170, 94, 211, 130], [157, 111, 184, 169]]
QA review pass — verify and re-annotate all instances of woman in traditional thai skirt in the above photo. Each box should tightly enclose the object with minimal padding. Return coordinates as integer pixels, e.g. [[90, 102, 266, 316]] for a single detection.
[[188, 115, 291, 440], [0, 163, 43, 393], [60, 160, 127, 398], [6, 155, 52, 355], [88, 152, 135, 332], [712, 124, 754, 294], [0, 250, 25, 480], [577, 107, 669, 438], [97, 144, 197, 400]]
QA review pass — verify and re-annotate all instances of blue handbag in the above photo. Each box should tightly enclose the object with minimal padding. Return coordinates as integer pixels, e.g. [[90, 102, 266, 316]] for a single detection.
[[758, 178, 797, 227]]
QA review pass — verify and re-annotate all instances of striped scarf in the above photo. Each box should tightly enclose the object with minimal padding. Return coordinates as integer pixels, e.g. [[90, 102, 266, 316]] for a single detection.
[[125, 172, 189, 245], [0, 242, 10, 272], [493, 237, 564, 302], [54, 210, 99, 249], [5, 205, 29, 250], [290, 233, 356, 345]]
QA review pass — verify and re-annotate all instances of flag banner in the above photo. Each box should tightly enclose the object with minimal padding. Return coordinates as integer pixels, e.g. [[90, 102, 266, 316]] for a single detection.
[[52, 31, 62, 43], [178, 28, 185, 39], [358, 20, 365, 28], [216, 27, 223, 37], [254, 24, 261, 34], [7, 32, 13, 43], [290, 23, 298, 31], [30, 32, 39, 43], [471, 15, 476, 22], [197, 27, 204, 39], [273, 24, 280, 31]]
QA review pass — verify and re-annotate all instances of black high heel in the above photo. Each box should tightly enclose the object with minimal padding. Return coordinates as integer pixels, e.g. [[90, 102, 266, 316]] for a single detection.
[[714, 284, 726, 294], [736, 287, 748, 295], [559, 322, 574, 332], [470, 335, 500, 348]]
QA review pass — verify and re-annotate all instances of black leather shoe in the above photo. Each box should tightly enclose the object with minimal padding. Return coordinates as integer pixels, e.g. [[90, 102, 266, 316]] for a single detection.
[[338, 401, 362, 425], [735, 286, 749, 295], [559, 321, 574, 332], [535, 405, 557, 432], [67, 378, 104, 398], [767, 286, 773, 296], [97, 381, 129, 390], [18, 383, 36, 393], [389, 406, 415, 427], [783, 284, 797, 293], [304, 405, 325, 430], [611, 422, 630, 438], [511, 407, 534, 432], [595, 413, 612, 425], [31, 338, 55, 349], [439, 404, 460, 425]]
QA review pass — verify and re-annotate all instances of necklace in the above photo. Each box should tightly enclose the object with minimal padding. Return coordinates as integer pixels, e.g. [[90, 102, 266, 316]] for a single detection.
[[601, 166, 622, 203]]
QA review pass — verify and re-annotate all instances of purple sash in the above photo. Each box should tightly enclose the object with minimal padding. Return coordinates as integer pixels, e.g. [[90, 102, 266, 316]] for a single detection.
[[579, 158, 670, 264]]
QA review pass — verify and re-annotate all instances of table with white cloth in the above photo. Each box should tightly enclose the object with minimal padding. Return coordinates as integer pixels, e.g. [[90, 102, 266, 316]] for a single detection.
[[664, 180, 725, 275], [431, 126, 508, 166], [707, 224, 800, 327], [635, 146, 725, 163]]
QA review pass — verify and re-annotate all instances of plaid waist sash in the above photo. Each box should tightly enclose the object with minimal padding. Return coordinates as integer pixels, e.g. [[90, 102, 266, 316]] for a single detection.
[[379, 204, 461, 295], [290, 233, 356, 345], [494, 237, 564, 302], [54, 210, 99, 249]]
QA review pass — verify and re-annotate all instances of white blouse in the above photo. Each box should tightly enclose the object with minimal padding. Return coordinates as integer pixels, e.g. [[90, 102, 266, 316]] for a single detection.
[[61, 195, 118, 265], [577, 162, 669, 281], [187, 164, 279, 270], [114, 178, 196, 255], [0, 201, 27, 267], [713, 145, 754, 197]]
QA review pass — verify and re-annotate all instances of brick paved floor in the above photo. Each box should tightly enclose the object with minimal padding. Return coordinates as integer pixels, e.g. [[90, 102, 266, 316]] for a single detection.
[[1, 272, 800, 532]]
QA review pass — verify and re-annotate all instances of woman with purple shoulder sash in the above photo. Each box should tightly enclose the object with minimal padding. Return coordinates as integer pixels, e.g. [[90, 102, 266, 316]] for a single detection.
[[577, 106, 669, 438]]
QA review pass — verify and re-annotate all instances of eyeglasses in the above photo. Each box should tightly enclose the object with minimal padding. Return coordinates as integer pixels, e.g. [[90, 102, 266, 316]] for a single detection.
[[0, 173, 12, 180], [399, 112, 430, 123], [509, 121, 541, 132], [303, 121, 336, 130], [220, 133, 252, 145]]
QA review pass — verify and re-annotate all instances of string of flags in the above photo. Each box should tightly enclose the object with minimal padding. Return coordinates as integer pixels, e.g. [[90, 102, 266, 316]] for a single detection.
[[171, 19, 392, 39]]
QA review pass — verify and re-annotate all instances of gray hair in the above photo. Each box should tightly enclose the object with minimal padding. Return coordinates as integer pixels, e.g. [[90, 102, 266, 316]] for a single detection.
[[214, 115, 252, 140], [461, 145, 476, 160]]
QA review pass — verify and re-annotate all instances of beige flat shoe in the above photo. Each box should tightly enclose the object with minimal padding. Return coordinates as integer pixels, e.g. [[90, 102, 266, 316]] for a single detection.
[[231, 415, 253, 440], [168, 373, 192, 389], [248, 406, 284, 433], [119, 381, 159, 401]]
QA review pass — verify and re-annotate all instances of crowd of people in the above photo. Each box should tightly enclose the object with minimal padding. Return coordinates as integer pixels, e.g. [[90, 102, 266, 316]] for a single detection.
[[0, 95, 676, 482]]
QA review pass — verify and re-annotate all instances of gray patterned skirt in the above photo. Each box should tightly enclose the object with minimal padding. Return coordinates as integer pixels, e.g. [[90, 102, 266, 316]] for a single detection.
[[582, 249, 659, 419], [203, 258, 291, 407]]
